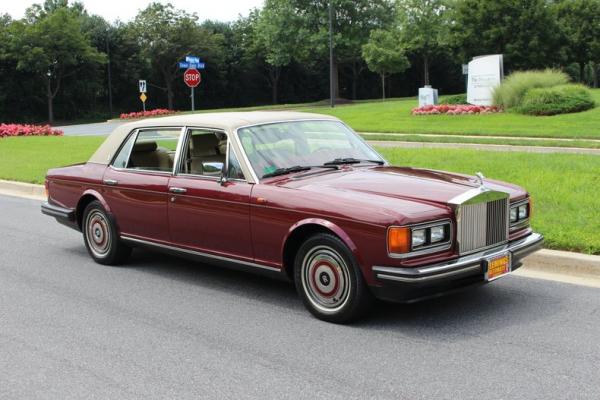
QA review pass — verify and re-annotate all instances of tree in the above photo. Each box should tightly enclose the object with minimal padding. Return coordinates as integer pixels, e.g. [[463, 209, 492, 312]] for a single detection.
[[450, 0, 565, 72], [395, 0, 449, 87], [131, 3, 224, 110], [8, 6, 105, 123], [362, 29, 410, 100], [555, 0, 600, 86]]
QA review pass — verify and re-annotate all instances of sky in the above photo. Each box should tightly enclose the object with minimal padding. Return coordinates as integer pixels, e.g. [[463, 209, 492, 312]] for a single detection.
[[1, 0, 265, 22]]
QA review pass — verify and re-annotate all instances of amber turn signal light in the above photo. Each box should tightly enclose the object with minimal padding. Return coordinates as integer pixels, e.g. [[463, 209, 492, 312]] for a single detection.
[[388, 227, 411, 254]]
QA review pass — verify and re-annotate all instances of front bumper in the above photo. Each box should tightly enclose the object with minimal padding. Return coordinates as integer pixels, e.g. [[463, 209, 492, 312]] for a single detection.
[[371, 232, 544, 303]]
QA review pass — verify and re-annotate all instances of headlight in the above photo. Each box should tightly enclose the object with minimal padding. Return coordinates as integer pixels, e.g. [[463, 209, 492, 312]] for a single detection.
[[388, 221, 451, 256], [509, 199, 530, 230]]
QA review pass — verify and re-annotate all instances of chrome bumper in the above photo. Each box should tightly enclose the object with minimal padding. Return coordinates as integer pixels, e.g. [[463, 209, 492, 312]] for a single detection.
[[373, 232, 544, 284]]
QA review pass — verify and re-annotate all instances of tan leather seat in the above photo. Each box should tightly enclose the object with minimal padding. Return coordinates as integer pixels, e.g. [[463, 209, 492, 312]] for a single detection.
[[189, 134, 225, 175], [129, 141, 172, 171]]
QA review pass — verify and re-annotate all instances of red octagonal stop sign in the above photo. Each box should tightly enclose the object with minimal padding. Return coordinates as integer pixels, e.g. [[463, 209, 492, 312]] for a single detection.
[[184, 68, 201, 88]]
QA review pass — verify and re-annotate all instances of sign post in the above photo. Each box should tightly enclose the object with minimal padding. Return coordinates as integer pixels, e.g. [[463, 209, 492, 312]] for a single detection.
[[138, 80, 147, 112], [180, 56, 205, 111]]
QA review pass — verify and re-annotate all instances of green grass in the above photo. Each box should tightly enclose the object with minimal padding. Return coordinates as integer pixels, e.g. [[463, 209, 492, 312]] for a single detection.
[[377, 147, 600, 255], [1, 135, 598, 254], [0, 136, 105, 184]]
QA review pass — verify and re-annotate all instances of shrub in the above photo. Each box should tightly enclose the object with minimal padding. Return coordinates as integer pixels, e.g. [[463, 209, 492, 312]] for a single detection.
[[0, 124, 63, 138], [119, 109, 176, 119], [440, 94, 468, 105], [492, 69, 569, 109], [412, 104, 501, 115], [516, 84, 596, 116]]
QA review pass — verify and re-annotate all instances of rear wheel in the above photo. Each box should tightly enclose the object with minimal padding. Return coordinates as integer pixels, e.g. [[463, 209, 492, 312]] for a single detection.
[[294, 233, 373, 323], [82, 200, 131, 265]]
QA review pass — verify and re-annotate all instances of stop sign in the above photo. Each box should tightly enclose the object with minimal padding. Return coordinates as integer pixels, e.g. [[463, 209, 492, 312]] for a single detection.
[[184, 68, 201, 88]]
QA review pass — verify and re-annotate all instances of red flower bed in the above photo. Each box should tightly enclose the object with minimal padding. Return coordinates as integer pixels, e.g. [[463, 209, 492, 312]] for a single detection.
[[0, 123, 63, 138], [412, 104, 502, 115], [119, 109, 176, 119]]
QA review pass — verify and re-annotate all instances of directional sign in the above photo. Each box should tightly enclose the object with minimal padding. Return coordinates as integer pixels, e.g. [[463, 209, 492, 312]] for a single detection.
[[184, 68, 201, 88], [139, 93, 147, 103], [138, 80, 147, 93], [186, 56, 200, 64]]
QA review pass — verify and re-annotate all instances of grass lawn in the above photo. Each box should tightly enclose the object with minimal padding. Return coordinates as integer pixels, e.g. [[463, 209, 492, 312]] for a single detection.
[[300, 89, 600, 139], [0, 136, 105, 184], [1, 135, 598, 254], [377, 147, 600, 255]]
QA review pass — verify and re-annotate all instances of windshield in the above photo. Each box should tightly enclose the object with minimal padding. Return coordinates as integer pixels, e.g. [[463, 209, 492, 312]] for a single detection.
[[237, 120, 383, 178]]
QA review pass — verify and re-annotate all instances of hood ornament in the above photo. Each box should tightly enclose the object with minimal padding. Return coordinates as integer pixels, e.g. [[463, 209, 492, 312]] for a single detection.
[[475, 172, 489, 190]]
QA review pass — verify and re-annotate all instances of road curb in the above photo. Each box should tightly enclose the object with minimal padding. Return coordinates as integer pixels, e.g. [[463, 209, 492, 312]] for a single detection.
[[1, 179, 599, 283], [0, 179, 45, 200]]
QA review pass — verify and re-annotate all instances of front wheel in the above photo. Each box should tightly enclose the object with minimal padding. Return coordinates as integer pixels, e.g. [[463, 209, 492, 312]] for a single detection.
[[294, 233, 373, 323], [82, 200, 131, 265]]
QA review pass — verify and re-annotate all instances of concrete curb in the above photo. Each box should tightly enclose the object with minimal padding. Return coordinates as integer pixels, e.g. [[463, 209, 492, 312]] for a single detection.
[[0, 179, 599, 285], [0, 179, 45, 200]]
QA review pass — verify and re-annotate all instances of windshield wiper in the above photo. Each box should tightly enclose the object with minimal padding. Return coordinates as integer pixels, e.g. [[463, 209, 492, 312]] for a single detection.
[[323, 158, 385, 166], [262, 165, 338, 179]]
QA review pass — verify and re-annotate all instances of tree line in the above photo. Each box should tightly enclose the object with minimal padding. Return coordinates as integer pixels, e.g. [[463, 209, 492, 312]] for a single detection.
[[0, 0, 598, 124]]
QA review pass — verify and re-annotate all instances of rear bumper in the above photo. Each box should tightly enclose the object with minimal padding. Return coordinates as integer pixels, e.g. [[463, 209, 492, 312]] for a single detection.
[[41, 201, 78, 230], [371, 232, 544, 303]]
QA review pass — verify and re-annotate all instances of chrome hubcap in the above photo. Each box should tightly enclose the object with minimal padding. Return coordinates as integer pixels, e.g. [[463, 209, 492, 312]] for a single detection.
[[86, 210, 111, 257], [301, 245, 350, 312]]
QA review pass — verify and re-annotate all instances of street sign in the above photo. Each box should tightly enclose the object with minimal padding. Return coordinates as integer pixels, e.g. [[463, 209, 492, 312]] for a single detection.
[[184, 68, 201, 88], [138, 80, 147, 93], [179, 61, 205, 70], [186, 56, 200, 64], [140, 93, 147, 103]]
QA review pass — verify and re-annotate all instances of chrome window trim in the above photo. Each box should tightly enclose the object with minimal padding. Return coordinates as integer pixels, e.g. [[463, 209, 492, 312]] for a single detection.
[[109, 126, 185, 175], [233, 118, 387, 184], [120, 235, 280, 272], [387, 218, 454, 259]]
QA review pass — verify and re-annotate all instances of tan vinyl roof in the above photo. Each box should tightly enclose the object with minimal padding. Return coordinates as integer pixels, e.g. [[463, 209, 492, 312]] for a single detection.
[[88, 111, 339, 165]]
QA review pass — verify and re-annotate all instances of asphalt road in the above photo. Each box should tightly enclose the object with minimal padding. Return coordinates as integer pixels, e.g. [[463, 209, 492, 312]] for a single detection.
[[1, 194, 599, 400], [55, 121, 124, 136]]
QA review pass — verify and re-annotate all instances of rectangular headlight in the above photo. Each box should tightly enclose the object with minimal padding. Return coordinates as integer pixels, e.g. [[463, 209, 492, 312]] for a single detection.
[[430, 225, 446, 243], [518, 205, 528, 219], [510, 207, 518, 223], [412, 229, 427, 248]]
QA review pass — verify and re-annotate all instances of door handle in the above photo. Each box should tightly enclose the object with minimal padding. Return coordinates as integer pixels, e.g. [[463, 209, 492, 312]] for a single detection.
[[103, 179, 118, 186], [169, 187, 187, 194]]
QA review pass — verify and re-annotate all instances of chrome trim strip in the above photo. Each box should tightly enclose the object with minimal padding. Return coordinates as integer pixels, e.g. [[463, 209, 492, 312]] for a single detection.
[[373, 232, 543, 283], [120, 235, 281, 272]]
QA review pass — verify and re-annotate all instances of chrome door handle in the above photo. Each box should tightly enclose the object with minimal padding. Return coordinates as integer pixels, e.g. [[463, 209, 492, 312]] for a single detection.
[[169, 187, 187, 194], [103, 179, 118, 186]]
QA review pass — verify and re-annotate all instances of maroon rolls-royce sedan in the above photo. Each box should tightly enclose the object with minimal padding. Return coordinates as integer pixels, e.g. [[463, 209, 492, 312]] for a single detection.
[[42, 112, 543, 322]]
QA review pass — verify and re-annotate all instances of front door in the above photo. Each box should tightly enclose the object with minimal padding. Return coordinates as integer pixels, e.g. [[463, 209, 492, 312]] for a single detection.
[[102, 127, 183, 242], [167, 128, 254, 261]]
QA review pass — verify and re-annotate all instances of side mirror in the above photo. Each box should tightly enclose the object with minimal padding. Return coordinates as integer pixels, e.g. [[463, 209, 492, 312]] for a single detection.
[[219, 162, 228, 186]]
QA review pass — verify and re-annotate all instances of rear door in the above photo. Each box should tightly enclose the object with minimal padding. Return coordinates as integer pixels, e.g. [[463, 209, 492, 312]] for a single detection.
[[167, 128, 254, 261], [102, 127, 183, 242]]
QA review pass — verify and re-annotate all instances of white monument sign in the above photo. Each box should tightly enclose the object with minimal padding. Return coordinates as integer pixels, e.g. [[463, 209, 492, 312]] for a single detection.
[[467, 54, 503, 106], [418, 86, 439, 107]]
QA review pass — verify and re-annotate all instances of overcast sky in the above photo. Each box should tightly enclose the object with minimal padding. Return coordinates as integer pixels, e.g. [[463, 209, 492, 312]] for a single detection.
[[1, 0, 264, 22]]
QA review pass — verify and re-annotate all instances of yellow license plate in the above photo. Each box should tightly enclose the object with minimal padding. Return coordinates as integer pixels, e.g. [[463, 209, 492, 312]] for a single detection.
[[485, 253, 511, 281]]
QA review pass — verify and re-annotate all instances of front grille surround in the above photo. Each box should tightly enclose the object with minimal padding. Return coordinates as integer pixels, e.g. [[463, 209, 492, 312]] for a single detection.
[[451, 189, 510, 255]]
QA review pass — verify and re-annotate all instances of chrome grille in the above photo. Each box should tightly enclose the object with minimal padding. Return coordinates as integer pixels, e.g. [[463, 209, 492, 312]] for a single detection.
[[457, 198, 508, 254]]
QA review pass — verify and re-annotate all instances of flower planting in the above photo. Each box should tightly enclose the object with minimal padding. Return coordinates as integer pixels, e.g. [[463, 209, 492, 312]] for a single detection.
[[119, 109, 176, 119], [0, 124, 63, 138], [411, 104, 502, 116]]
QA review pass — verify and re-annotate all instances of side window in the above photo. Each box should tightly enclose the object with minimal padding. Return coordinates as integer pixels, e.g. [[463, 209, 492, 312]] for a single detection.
[[228, 148, 245, 180], [180, 129, 226, 177], [112, 128, 181, 172]]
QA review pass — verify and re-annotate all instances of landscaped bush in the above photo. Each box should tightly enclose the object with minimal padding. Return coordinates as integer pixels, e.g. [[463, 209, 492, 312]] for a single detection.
[[516, 84, 596, 116], [0, 124, 63, 138], [119, 109, 176, 119], [492, 69, 569, 109], [412, 104, 501, 115], [440, 94, 468, 105]]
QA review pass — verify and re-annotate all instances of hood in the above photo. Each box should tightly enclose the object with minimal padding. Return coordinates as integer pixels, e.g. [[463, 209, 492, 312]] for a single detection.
[[274, 166, 526, 208]]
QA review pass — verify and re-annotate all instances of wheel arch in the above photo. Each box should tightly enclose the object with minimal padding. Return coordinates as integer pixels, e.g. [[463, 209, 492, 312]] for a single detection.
[[281, 219, 362, 281], [76, 189, 111, 230]]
